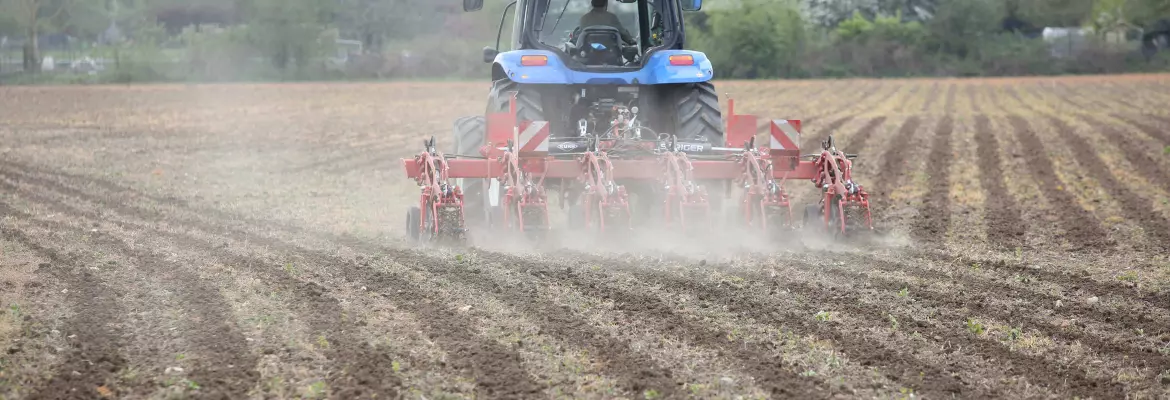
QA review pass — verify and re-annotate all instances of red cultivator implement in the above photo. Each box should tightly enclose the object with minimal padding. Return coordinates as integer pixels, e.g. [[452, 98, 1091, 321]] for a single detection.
[[403, 94, 874, 246], [806, 135, 874, 236], [405, 136, 467, 244]]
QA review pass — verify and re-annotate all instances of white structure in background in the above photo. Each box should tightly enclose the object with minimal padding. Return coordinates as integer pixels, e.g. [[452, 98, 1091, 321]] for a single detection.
[[1042, 27, 1090, 58], [71, 56, 104, 74]]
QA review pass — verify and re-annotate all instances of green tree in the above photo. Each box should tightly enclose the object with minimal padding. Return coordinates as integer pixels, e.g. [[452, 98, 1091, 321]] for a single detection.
[[701, 0, 806, 78], [61, 0, 156, 42], [927, 0, 1004, 57], [243, 0, 334, 72], [835, 10, 873, 40], [333, 0, 447, 52], [1090, 0, 1132, 34], [1014, 0, 1094, 27], [0, 0, 73, 72], [1126, 0, 1170, 27]]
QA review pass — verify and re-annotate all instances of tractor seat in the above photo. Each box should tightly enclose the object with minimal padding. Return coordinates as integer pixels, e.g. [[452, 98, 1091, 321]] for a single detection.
[[568, 25, 626, 66]]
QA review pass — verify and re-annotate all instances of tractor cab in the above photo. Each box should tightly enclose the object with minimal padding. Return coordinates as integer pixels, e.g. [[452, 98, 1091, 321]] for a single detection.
[[540, 0, 646, 67], [471, 0, 697, 70]]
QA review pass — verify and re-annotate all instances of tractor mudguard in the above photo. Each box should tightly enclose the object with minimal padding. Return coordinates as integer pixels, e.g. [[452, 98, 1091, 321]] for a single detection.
[[491, 50, 713, 85]]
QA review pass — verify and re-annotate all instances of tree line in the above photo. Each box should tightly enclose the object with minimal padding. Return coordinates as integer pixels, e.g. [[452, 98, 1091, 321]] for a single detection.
[[1, 0, 1168, 82], [690, 0, 1170, 78]]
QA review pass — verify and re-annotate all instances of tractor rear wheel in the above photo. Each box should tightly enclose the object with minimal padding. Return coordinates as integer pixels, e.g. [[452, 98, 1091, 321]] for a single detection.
[[487, 78, 545, 123], [667, 81, 726, 224], [668, 81, 723, 144], [452, 115, 489, 226], [457, 78, 547, 228]]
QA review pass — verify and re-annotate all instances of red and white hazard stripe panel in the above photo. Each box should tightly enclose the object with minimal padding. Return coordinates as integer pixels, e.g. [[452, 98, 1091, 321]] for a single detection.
[[769, 119, 801, 151], [518, 120, 550, 153]]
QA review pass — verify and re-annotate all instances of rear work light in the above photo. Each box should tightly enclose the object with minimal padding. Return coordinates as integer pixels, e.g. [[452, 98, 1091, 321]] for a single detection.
[[669, 55, 694, 66], [521, 55, 548, 66]]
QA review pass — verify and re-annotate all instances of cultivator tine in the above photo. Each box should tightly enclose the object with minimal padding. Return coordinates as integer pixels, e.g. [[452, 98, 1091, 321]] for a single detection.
[[406, 135, 468, 245], [579, 149, 631, 233], [494, 136, 552, 242], [735, 136, 796, 236], [658, 134, 710, 231], [805, 134, 874, 237]]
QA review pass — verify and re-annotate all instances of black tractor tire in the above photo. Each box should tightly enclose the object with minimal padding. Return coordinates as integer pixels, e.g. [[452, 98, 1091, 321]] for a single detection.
[[456, 79, 548, 228], [669, 81, 723, 144], [487, 78, 545, 124], [667, 82, 727, 224], [452, 115, 489, 226]]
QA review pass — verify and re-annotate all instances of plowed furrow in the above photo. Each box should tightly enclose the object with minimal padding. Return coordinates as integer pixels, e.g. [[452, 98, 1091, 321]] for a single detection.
[[552, 251, 969, 398], [875, 117, 922, 187], [1003, 85, 1033, 113], [0, 160, 192, 207], [470, 251, 832, 398], [0, 164, 356, 262], [908, 249, 1170, 328], [386, 250, 680, 397], [1097, 82, 1139, 109], [944, 84, 956, 114], [837, 117, 887, 155], [896, 84, 920, 113], [0, 168, 409, 398], [1045, 116, 1170, 250], [123, 224, 539, 397], [54, 223, 257, 396], [807, 82, 884, 121], [0, 203, 259, 398], [911, 116, 954, 243], [1078, 114, 1170, 195], [1006, 115, 1112, 250], [871, 117, 923, 222], [774, 260, 1128, 399], [0, 159, 368, 250], [9, 165, 552, 398], [1052, 82, 1088, 110], [0, 208, 129, 400], [644, 253, 1118, 399], [361, 269, 544, 399], [974, 115, 1026, 249], [287, 135, 428, 175], [920, 82, 939, 113], [800, 115, 854, 151], [965, 85, 981, 114], [4, 152, 388, 257], [837, 253, 1170, 375], [1112, 113, 1170, 144]]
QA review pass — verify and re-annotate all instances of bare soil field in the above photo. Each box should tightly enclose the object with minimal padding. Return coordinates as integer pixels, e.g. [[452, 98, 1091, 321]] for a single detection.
[[2, 75, 1169, 399]]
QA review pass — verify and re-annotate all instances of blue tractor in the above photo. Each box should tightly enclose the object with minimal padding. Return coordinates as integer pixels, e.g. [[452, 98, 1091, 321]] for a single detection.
[[454, 0, 722, 224]]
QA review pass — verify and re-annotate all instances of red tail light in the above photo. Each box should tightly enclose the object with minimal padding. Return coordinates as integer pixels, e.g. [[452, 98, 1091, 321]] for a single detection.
[[521, 55, 548, 66], [669, 55, 694, 66]]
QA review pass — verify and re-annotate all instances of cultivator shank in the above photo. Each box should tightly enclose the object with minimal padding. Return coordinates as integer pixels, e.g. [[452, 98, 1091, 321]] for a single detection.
[[406, 137, 467, 244], [736, 136, 794, 235], [578, 148, 631, 233], [498, 140, 551, 238], [808, 135, 874, 236], [401, 95, 876, 246], [658, 136, 710, 230]]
